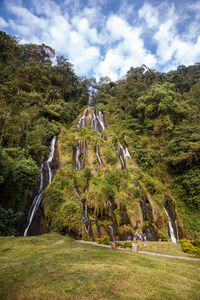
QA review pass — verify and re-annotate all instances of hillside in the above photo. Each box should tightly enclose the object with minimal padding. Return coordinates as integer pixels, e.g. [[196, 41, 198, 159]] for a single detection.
[[0, 32, 200, 240], [0, 233, 199, 300], [0, 31, 88, 235], [42, 106, 184, 242]]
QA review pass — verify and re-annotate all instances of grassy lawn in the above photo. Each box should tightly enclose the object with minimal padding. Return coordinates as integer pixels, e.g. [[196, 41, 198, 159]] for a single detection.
[[137, 241, 197, 257], [0, 234, 199, 300]]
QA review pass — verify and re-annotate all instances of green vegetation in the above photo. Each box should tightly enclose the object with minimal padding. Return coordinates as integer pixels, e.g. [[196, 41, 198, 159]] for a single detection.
[[1, 32, 200, 239], [179, 239, 200, 257], [0, 31, 88, 233], [97, 236, 112, 245], [0, 234, 199, 300], [93, 64, 200, 237]]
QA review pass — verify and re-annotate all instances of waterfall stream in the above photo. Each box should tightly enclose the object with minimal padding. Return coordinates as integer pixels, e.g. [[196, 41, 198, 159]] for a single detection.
[[74, 141, 86, 171], [164, 207, 177, 243], [75, 109, 90, 234], [119, 144, 131, 169], [78, 108, 89, 127], [91, 107, 106, 133], [24, 136, 57, 236], [95, 145, 102, 165], [108, 225, 115, 241], [119, 145, 126, 169], [46, 136, 57, 183]]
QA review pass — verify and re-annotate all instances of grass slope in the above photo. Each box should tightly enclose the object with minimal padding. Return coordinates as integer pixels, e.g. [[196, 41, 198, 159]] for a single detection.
[[0, 234, 199, 300]]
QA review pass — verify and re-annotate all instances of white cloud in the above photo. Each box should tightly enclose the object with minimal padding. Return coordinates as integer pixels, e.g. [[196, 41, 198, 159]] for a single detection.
[[94, 15, 156, 79], [0, 17, 9, 28], [138, 2, 159, 28], [139, 2, 200, 71], [118, 0, 135, 20], [2, 0, 200, 79]]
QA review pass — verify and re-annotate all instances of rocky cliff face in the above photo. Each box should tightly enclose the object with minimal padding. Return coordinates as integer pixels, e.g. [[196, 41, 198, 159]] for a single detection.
[[43, 107, 186, 241]]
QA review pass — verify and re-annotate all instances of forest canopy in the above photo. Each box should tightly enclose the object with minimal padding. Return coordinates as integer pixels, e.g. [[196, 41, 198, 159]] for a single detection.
[[0, 31, 200, 236]]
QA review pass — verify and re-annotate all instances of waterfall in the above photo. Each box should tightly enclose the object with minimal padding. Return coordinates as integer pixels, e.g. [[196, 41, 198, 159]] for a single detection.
[[120, 144, 131, 157], [164, 207, 177, 243], [119, 155, 126, 169], [74, 141, 81, 171], [75, 107, 107, 236], [91, 111, 99, 131], [95, 145, 102, 165], [24, 136, 57, 236], [74, 140, 87, 171], [97, 110, 105, 131], [124, 147, 131, 157], [78, 108, 89, 127], [108, 225, 115, 241], [46, 135, 57, 183], [119, 145, 126, 169], [91, 107, 106, 133]]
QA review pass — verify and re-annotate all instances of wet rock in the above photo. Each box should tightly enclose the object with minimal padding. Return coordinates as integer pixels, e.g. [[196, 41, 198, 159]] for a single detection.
[[97, 224, 107, 238], [143, 225, 158, 241], [119, 209, 130, 225]]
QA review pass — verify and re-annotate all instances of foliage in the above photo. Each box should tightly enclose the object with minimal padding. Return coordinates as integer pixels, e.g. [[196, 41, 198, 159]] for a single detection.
[[96, 236, 111, 245], [116, 241, 132, 248], [0, 31, 88, 235], [0, 206, 21, 236], [179, 239, 200, 257], [94, 63, 200, 239]]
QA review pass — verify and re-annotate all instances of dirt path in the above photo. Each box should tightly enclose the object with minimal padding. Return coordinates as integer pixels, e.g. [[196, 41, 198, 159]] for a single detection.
[[78, 241, 200, 261]]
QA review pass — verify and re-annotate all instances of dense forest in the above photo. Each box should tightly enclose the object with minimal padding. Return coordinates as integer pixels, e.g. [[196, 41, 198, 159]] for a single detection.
[[0, 31, 200, 238], [93, 65, 200, 238], [0, 31, 89, 235]]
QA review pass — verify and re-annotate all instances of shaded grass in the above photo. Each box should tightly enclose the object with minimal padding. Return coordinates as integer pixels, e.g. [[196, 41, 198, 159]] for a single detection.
[[0, 234, 199, 300]]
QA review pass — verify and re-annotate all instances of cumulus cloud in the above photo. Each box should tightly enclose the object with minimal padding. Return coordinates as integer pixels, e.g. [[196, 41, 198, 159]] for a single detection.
[[138, 2, 159, 29], [139, 2, 200, 71], [0, 17, 9, 28], [2, 0, 200, 79], [94, 15, 156, 79]]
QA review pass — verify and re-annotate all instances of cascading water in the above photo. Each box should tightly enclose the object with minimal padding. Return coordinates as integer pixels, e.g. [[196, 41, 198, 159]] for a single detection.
[[108, 225, 115, 241], [91, 107, 106, 133], [119, 145, 126, 169], [97, 110, 105, 131], [74, 141, 86, 171], [124, 147, 131, 157], [78, 108, 89, 127], [95, 145, 102, 165], [24, 136, 57, 236], [46, 135, 57, 183], [75, 109, 91, 234], [164, 207, 177, 243], [74, 141, 81, 171]]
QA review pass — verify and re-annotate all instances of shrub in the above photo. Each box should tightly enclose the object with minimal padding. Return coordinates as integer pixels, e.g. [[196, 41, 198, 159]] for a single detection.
[[83, 234, 93, 241], [116, 241, 132, 248], [193, 239, 200, 247], [179, 239, 200, 257], [0, 206, 21, 236], [96, 236, 111, 245], [104, 148, 117, 165], [145, 179, 156, 194]]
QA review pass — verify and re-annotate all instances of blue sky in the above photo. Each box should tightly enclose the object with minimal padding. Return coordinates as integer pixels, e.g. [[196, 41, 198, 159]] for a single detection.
[[0, 0, 200, 80]]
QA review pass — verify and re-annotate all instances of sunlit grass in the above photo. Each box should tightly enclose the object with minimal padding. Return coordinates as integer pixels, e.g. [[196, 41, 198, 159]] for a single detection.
[[0, 234, 199, 300]]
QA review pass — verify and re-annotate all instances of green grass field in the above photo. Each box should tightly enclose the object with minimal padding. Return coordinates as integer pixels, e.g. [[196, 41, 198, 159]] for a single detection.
[[0, 234, 199, 300]]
